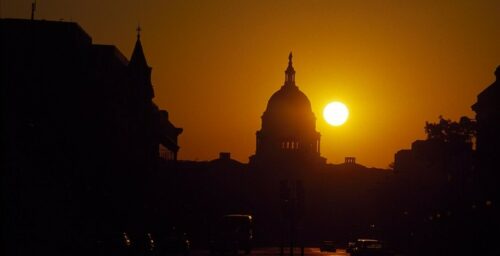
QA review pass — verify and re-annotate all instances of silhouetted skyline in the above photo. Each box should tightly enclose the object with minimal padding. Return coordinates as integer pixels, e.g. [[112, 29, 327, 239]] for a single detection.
[[2, 13, 499, 255], [2, 0, 499, 168]]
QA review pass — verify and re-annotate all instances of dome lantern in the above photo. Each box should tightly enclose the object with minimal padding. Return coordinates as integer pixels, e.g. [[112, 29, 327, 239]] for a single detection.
[[285, 52, 296, 86]]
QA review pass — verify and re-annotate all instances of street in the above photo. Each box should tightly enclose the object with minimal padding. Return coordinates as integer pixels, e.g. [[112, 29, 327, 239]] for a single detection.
[[190, 247, 349, 256], [252, 248, 348, 256]]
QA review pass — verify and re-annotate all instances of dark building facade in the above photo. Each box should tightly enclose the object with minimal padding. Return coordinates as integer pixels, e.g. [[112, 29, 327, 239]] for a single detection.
[[387, 68, 500, 254], [250, 53, 326, 170], [1, 18, 181, 255], [472, 66, 500, 200]]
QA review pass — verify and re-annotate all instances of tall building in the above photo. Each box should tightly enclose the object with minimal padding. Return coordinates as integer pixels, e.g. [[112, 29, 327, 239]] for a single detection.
[[0, 18, 182, 254], [250, 53, 326, 169], [471, 66, 500, 199], [126, 30, 183, 163]]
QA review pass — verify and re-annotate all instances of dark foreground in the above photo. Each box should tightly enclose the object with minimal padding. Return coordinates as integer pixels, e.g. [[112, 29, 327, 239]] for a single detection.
[[190, 248, 348, 256]]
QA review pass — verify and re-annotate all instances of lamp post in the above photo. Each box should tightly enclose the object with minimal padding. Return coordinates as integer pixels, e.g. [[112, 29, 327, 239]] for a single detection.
[[280, 179, 305, 256]]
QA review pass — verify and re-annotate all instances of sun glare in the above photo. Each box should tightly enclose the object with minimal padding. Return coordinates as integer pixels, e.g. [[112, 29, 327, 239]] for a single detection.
[[323, 102, 349, 126]]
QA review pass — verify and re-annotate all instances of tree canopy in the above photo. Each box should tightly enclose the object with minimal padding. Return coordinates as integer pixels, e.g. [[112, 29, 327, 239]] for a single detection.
[[425, 116, 476, 144]]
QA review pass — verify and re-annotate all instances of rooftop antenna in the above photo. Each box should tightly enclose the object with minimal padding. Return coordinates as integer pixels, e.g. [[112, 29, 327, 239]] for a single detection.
[[31, 1, 36, 20]]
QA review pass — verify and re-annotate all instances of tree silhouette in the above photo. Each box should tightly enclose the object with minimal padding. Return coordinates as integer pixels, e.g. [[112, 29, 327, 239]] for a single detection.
[[425, 116, 476, 145]]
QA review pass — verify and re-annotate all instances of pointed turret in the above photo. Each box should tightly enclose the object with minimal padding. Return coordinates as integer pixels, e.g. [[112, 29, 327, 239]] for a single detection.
[[284, 52, 296, 86], [129, 26, 149, 69], [129, 26, 154, 100]]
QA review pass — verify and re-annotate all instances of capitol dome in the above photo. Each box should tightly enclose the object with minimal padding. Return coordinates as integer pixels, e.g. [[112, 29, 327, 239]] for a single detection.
[[250, 53, 324, 167], [261, 53, 316, 135], [266, 84, 312, 115]]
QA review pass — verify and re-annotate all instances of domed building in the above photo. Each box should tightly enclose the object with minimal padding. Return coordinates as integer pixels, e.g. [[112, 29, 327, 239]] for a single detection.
[[250, 53, 326, 168]]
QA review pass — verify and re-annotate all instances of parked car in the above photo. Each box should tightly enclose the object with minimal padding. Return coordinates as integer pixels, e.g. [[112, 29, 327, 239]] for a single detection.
[[319, 240, 336, 252], [210, 214, 253, 255], [350, 239, 388, 256], [155, 227, 190, 256], [94, 231, 156, 256], [94, 231, 133, 256], [129, 232, 157, 256], [346, 241, 356, 253]]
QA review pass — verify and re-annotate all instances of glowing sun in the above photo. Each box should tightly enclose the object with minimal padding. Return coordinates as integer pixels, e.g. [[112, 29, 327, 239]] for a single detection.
[[323, 102, 349, 126]]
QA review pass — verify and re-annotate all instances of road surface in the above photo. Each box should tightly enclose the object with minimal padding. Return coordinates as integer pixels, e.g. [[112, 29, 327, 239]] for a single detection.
[[191, 247, 348, 256]]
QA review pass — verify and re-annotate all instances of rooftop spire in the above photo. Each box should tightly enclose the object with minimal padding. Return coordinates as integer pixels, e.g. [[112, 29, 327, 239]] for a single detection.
[[136, 24, 141, 39], [129, 26, 154, 99], [285, 51, 296, 86], [129, 26, 148, 68]]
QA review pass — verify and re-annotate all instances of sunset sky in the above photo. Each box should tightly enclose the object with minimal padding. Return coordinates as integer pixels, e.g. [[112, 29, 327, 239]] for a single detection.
[[3, 0, 499, 168]]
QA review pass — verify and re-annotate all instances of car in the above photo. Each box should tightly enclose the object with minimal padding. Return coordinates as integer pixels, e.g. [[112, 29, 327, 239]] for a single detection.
[[155, 227, 190, 256], [319, 240, 336, 252], [350, 239, 388, 256], [346, 241, 356, 253], [94, 231, 156, 256], [129, 232, 157, 256], [210, 214, 253, 255], [94, 231, 133, 256]]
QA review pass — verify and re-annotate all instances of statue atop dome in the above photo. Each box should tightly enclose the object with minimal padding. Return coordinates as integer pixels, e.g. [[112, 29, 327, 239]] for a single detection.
[[285, 51, 296, 86]]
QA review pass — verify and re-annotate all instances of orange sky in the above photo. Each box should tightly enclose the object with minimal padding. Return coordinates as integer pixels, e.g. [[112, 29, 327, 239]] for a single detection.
[[3, 0, 499, 167]]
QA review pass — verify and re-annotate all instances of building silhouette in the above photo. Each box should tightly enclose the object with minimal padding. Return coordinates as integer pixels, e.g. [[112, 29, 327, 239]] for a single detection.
[[470, 66, 500, 255], [386, 67, 500, 255], [127, 28, 183, 163], [159, 110, 183, 160], [250, 53, 326, 170], [3, 18, 440, 253], [1, 18, 182, 255], [472, 66, 500, 200]]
